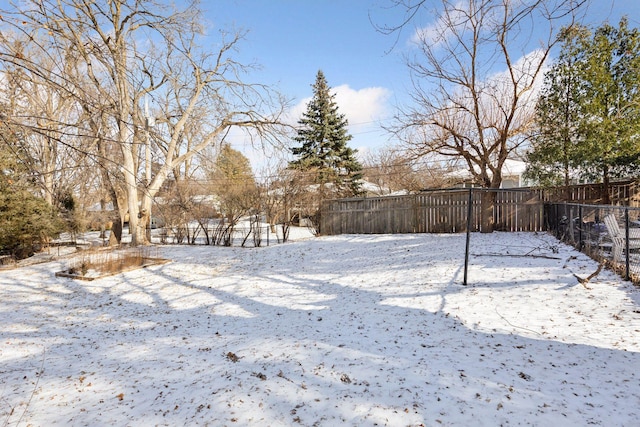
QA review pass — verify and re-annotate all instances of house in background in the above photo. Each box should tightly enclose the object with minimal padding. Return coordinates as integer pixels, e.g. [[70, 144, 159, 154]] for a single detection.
[[359, 180, 410, 197], [446, 159, 531, 189]]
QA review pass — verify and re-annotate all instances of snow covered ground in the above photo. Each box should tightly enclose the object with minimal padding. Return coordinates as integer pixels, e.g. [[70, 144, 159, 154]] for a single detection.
[[1, 231, 638, 426]]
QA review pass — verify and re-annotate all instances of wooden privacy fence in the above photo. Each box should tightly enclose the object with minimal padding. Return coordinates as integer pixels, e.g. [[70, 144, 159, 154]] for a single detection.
[[535, 179, 640, 206], [320, 188, 545, 235]]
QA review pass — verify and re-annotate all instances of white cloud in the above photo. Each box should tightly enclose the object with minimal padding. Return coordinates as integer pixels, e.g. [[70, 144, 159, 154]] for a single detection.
[[410, 22, 444, 47], [275, 84, 395, 170], [222, 85, 392, 175], [334, 85, 392, 126], [419, 48, 550, 150], [288, 84, 392, 129], [409, 1, 469, 47], [478, 48, 549, 125]]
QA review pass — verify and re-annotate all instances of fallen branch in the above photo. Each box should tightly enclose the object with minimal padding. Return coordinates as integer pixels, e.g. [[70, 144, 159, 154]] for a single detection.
[[472, 253, 561, 260], [572, 263, 604, 289], [494, 307, 542, 336]]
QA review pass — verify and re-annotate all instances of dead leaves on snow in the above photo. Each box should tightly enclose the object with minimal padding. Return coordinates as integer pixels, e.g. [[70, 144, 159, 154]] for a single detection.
[[340, 373, 351, 384], [251, 372, 267, 381]]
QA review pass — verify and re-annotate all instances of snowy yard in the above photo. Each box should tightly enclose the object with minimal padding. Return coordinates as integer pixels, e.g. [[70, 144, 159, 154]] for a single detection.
[[1, 231, 639, 426]]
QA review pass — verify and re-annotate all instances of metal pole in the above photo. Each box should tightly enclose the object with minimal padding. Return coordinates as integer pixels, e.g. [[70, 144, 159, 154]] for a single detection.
[[625, 208, 630, 281], [578, 205, 583, 251], [463, 187, 473, 286]]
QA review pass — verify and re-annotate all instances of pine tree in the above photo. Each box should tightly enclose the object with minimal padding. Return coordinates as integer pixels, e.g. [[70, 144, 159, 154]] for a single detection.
[[525, 26, 588, 188], [289, 70, 363, 197], [577, 18, 640, 193], [0, 125, 62, 259], [526, 19, 640, 200]]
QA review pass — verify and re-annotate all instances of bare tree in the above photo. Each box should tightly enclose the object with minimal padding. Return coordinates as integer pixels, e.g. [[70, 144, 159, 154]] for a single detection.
[[208, 144, 259, 243], [384, 0, 586, 231], [258, 160, 304, 241], [362, 146, 454, 193], [0, 0, 287, 245], [0, 33, 87, 207]]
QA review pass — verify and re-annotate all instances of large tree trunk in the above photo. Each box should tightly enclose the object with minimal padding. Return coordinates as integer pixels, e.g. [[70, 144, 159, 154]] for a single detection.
[[108, 219, 122, 246], [480, 190, 495, 233], [480, 170, 504, 233], [125, 177, 143, 245], [122, 142, 146, 245], [96, 135, 124, 246], [43, 170, 54, 206], [138, 192, 152, 244]]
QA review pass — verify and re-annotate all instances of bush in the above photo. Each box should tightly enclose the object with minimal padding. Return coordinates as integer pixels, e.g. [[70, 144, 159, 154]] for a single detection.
[[0, 189, 63, 259]]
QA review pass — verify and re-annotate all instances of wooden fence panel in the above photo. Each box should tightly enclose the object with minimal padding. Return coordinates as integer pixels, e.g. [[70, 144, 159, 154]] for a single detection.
[[320, 189, 545, 235], [536, 180, 639, 206], [321, 181, 640, 235]]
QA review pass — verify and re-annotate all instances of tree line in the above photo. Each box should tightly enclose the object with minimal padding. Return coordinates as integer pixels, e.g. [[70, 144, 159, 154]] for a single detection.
[[1, 1, 638, 257], [525, 17, 640, 204], [0, 0, 287, 255], [0, 0, 367, 256]]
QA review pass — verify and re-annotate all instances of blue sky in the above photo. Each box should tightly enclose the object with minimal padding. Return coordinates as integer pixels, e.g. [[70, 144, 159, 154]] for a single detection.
[[208, 1, 415, 166], [210, 1, 405, 94], [203, 0, 640, 170]]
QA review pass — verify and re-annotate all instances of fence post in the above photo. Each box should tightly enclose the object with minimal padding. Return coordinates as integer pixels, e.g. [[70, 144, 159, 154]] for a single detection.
[[412, 194, 418, 233], [625, 208, 630, 281], [578, 205, 583, 251]]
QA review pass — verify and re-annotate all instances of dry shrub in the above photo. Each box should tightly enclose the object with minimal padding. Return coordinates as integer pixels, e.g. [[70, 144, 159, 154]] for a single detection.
[[67, 247, 161, 277]]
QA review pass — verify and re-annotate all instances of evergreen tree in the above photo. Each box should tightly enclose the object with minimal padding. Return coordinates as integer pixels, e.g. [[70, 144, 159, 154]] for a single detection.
[[210, 144, 258, 221], [525, 26, 588, 188], [213, 144, 256, 190], [0, 124, 62, 259], [289, 70, 363, 197], [577, 18, 640, 192], [526, 18, 640, 200]]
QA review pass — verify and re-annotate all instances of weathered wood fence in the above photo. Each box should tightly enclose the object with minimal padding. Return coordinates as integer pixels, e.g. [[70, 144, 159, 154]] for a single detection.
[[320, 188, 545, 235], [535, 180, 640, 206]]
